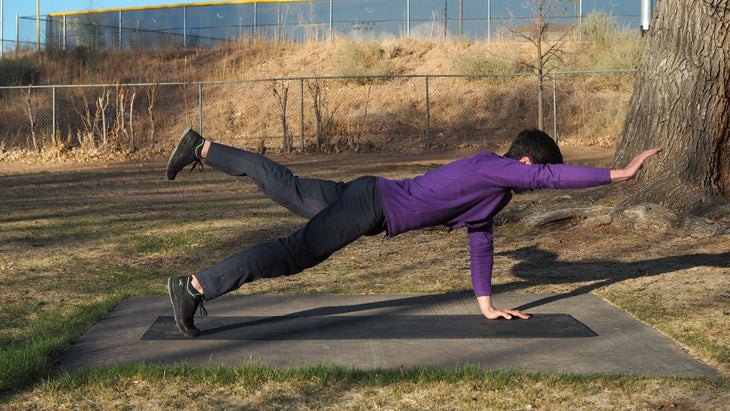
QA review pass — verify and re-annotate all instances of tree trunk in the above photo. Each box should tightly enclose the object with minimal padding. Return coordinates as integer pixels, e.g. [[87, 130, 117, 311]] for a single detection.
[[612, 0, 730, 213]]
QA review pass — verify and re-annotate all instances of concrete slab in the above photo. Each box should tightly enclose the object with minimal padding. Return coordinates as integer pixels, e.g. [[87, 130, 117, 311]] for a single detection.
[[59, 293, 718, 377]]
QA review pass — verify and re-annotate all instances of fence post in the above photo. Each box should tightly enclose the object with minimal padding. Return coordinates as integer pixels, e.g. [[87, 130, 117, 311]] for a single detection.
[[52, 86, 56, 142], [425, 75, 431, 149], [406, 0, 410, 37], [552, 72, 558, 142], [198, 83, 203, 133], [118, 10, 122, 49], [328, 0, 333, 42], [183, 6, 188, 47], [300, 77, 305, 151]]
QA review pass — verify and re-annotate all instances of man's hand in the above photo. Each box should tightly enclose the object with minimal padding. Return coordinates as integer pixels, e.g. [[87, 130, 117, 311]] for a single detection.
[[610, 148, 663, 182], [477, 295, 530, 320]]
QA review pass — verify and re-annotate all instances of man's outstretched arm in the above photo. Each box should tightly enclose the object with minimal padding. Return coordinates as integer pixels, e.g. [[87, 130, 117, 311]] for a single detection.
[[475, 148, 662, 321], [468, 230, 530, 320], [609, 148, 663, 182]]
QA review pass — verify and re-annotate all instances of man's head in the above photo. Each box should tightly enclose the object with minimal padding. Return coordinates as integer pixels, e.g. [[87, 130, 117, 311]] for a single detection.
[[503, 128, 563, 165]]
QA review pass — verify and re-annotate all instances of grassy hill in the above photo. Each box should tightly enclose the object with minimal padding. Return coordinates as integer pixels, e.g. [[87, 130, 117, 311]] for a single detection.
[[0, 13, 643, 160]]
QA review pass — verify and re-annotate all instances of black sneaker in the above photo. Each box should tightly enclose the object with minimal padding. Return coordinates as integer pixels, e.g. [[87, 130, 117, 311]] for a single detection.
[[167, 276, 207, 337], [166, 128, 204, 180]]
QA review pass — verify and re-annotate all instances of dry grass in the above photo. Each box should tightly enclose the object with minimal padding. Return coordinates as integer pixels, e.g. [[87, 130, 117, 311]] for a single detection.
[[12, 369, 727, 410]]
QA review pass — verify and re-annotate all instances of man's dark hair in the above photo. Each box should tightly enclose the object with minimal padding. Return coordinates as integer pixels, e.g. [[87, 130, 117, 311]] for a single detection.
[[503, 128, 563, 164]]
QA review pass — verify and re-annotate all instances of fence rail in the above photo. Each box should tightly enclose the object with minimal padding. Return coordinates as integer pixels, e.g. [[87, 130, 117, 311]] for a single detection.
[[0, 70, 636, 155]]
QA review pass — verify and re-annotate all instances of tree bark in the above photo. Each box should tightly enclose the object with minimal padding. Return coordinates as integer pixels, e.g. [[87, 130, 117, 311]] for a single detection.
[[612, 0, 730, 213]]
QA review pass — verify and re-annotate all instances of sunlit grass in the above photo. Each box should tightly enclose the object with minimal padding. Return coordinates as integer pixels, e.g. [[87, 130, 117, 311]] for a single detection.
[[18, 364, 729, 410]]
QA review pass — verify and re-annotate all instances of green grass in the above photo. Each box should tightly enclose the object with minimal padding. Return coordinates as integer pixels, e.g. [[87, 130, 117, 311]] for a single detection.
[[0, 297, 123, 393]]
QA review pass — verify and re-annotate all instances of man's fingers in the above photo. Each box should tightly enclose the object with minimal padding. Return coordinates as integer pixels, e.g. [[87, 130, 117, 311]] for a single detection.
[[508, 309, 531, 320], [625, 148, 662, 177], [637, 148, 663, 164], [488, 309, 530, 320]]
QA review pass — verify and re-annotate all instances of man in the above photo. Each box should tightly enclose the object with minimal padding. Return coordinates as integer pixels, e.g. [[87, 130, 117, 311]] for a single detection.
[[165, 127, 661, 337]]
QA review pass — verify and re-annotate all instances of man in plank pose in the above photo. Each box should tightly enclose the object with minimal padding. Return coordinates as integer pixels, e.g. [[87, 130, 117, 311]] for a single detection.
[[165, 127, 661, 337]]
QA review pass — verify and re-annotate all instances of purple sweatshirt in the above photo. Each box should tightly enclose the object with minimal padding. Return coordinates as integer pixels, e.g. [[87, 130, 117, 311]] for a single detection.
[[376, 152, 611, 296]]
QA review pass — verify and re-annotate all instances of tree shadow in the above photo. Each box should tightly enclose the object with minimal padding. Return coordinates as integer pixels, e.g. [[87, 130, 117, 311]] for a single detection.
[[494, 245, 730, 311]]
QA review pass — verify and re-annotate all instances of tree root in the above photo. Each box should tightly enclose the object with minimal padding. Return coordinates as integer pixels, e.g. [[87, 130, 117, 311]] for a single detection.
[[522, 202, 728, 238]]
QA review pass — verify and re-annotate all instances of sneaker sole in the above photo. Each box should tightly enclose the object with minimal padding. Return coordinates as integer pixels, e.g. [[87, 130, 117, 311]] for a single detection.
[[166, 127, 194, 180]]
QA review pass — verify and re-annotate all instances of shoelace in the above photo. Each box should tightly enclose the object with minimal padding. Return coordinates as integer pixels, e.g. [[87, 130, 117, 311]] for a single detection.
[[188, 158, 204, 174], [184, 276, 208, 319], [196, 298, 208, 319]]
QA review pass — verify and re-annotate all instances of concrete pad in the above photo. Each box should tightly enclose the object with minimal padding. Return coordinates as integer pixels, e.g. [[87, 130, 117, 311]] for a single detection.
[[59, 293, 718, 377]]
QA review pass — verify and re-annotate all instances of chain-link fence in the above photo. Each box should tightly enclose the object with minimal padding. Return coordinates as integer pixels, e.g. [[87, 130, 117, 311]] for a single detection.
[[9, 1, 649, 54], [0, 70, 635, 155]]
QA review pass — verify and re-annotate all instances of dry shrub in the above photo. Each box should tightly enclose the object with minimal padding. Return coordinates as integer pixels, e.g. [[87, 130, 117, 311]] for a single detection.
[[451, 45, 527, 75], [332, 39, 395, 80], [555, 73, 634, 146], [574, 12, 644, 70]]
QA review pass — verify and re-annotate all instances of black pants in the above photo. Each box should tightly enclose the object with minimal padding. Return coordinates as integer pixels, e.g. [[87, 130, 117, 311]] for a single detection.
[[195, 143, 387, 300]]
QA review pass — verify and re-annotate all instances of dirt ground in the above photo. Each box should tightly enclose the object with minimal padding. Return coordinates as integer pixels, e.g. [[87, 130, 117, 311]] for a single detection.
[[1, 144, 728, 376]]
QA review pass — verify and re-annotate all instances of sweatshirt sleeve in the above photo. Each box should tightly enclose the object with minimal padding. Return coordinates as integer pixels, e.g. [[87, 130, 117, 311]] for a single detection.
[[468, 227, 494, 296], [522, 163, 611, 190], [477, 156, 611, 191]]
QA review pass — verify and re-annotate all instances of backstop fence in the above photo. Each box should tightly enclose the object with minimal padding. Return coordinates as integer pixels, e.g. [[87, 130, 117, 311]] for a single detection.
[[7, 0, 650, 53], [0, 70, 636, 155]]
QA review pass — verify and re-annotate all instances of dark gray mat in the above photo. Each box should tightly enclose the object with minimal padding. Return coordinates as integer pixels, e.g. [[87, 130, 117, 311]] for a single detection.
[[141, 314, 597, 340], [58, 293, 719, 377]]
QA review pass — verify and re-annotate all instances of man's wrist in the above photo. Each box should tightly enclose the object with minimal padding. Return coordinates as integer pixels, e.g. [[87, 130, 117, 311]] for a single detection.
[[609, 169, 626, 182], [476, 295, 494, 312]]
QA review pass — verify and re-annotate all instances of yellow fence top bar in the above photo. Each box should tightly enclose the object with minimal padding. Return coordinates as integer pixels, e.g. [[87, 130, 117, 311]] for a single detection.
[[48, 0, 312, 17]]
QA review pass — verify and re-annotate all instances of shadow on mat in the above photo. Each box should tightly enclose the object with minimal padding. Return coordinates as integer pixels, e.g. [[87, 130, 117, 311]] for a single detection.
[[203, 292, 472, 336]]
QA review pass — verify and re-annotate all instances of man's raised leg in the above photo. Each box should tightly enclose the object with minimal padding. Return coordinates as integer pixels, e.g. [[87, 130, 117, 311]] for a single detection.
[[205, 142, 345, 219], [165, 128, 345, 219]]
